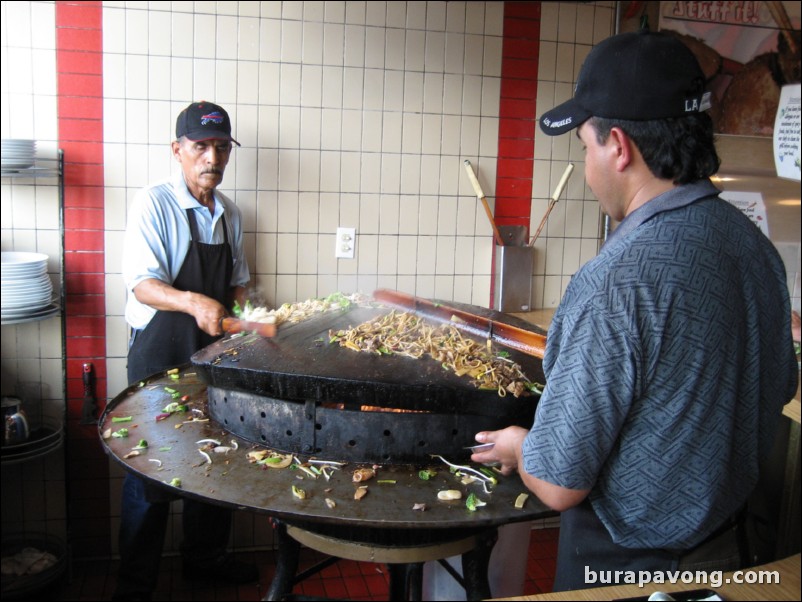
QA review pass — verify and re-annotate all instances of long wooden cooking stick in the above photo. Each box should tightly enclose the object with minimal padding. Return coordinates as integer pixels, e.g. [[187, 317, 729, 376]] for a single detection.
[[373, 288, 546, 358], [463, 160, 506, 247]]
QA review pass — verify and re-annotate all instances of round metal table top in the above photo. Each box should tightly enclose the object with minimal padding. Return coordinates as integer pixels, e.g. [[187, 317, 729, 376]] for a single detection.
[[100, 367, 555, 531]]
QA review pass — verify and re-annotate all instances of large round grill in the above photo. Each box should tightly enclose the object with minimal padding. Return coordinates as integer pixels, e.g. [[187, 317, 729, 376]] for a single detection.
[[191, 303, 545, 464]]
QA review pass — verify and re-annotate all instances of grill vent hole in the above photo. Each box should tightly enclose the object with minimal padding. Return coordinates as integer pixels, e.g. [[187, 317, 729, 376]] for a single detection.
[[383, 429, 391, 437], [285, 430, 293, 437], [348, 440, 357, 447], [417, 440, 426, 447], [315, 423, 322, 430]]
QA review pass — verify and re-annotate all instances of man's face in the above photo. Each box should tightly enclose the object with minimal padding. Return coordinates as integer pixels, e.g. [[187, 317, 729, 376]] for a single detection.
[[577, 121, 621, 221], [172, 137, 232, 198]]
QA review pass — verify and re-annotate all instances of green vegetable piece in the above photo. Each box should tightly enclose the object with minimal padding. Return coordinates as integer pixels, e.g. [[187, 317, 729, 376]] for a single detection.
[[112, 428, 129, 438], [134, 439, 148, 449], [169, 478, 182, 488], [164, 387, 177, 394], [466, 492, 486, 512], [112, 416, 132, 423]]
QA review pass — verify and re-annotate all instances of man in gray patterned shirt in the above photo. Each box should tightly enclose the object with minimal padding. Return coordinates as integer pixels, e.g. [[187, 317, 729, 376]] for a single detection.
[[472, 30, 798, 591]]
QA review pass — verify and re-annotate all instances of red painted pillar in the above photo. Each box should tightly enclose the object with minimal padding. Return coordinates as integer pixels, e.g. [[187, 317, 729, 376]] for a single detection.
[[496, 2, 541, 232], [56, 0, 110, 558]]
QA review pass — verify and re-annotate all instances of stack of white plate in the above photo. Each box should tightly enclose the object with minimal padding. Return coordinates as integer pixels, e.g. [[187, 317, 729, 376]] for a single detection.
[[1, 139, 37, 171], [1, 252, 56, 322]]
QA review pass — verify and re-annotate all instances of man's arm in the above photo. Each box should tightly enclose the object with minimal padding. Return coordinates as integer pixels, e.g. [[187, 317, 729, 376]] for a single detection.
[[472, 426, 591, 512], [133, 278, 227, 336]]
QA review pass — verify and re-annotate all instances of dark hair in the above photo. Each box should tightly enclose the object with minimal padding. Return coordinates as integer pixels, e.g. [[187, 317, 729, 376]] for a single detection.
[[587, 114, 720, 184]]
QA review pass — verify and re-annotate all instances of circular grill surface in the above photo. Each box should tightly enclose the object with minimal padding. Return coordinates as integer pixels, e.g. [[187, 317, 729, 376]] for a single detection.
[[193, 303, 545, 463]]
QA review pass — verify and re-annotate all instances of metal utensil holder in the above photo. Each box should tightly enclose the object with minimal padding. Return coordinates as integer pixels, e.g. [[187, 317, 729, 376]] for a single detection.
[[493, 226, 534, 313]]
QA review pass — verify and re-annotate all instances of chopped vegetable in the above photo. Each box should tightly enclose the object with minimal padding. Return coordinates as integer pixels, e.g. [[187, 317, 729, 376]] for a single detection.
[[412, 503, 427, 511], [325, 498, 336, 509], [437, 490, 462, 501], [111, 428, 129, 438], [123, 450, 140, 459], [198, 450, 212, 465], [432, 455, 496, 486], [149, 459, 163, 468], [132, 439, 148, 450], [514, 493, 529, 509], [292, 485, 307, 500], [162, 402, 187, 414], [102, 428, 112, 439], [352, 467, 376, 482], [112, 416, 133, 423], [354, 486, 368, 500], [465, 493, 486, 512], [196, 438, 221, 446], [166, 368, 179, 375], [418, 469, 437, 480], [377, 479, 397, 484], [158, 446, 172, 452], [169, 478, 182, 488]]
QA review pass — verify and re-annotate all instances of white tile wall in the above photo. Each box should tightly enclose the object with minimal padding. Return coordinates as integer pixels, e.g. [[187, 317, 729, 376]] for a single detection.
[[530, 2, 615, 307]]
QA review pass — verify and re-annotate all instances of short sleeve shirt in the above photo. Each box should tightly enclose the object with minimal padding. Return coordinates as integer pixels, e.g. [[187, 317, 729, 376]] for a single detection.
[[123, 172, 250, 330], [522, 180, 798, 549]]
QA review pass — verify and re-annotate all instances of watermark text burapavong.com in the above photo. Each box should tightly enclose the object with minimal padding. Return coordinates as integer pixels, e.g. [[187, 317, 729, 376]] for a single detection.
[[585, 566, 781, 589]]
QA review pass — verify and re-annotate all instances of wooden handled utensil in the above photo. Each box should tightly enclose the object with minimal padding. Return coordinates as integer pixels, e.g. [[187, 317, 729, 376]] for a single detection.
[[529, 163, 574, 247], [372, 288, 546, 358], [220, 316, 277, 338], [463, 160, 506, 247]]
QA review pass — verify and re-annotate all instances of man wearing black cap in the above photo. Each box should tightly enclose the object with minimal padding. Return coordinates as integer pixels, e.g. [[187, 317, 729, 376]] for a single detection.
[[472, 30, 797, 590], [116, 101, 257, 600]]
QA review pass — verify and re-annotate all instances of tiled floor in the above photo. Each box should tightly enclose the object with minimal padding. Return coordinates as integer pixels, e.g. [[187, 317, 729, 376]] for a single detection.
[[43, 528, 559, 601]]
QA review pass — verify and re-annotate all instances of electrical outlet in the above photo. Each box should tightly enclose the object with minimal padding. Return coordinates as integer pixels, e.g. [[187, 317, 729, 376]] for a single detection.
[[335, 227, 356, 259]]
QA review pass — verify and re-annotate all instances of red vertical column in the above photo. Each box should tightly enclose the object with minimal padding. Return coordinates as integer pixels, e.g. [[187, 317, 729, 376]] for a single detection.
[[495, 2, 541, 231], [56, 0, 109, 558]]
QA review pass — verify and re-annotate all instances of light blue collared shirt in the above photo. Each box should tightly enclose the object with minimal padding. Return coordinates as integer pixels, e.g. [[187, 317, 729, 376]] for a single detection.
[[123, 172, 249, 329]]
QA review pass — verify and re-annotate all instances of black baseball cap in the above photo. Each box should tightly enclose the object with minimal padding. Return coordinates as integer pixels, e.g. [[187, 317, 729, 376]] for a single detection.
[[175, 101, 240, 146], [539, 30, 711, 136]]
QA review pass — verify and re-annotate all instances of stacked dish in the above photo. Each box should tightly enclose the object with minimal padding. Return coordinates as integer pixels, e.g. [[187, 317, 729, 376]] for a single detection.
[[1, 139, 36, 171], [1, 252, 57, 323]]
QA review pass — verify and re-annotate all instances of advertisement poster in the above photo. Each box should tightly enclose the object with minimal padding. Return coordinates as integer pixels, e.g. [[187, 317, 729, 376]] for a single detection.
[[659, 1, 801, 137], [773, 83, 801, 180], [719, 190, 770, 237]]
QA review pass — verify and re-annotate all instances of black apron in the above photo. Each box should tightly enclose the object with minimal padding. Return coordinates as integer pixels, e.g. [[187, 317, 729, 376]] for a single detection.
[[128, 209, 233, 384], [553, 499, 746, 591]]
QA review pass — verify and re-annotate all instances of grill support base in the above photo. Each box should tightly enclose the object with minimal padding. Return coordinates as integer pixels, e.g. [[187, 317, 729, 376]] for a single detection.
[[264, 519, 496, 601]]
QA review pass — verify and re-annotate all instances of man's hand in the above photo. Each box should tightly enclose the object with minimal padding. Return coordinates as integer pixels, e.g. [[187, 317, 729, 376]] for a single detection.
[[471, 426, 591, 512], [470, 426, 527, 476], [133, 278, 227, 336]]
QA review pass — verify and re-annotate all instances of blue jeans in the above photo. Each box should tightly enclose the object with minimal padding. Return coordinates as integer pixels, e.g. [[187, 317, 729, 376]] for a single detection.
[[113, 473, 233, 599]]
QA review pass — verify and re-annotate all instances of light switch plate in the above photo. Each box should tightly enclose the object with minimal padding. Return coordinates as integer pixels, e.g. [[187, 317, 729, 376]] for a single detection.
[[335, 227, 356, 259]]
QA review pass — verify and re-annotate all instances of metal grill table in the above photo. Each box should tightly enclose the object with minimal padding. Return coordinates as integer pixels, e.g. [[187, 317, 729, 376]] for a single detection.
[[101, 303, 553, 600]]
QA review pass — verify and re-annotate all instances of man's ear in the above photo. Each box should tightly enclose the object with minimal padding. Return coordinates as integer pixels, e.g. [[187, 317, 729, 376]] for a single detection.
[[171, 140, 182, 161], [608, 126, 633, 173]]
